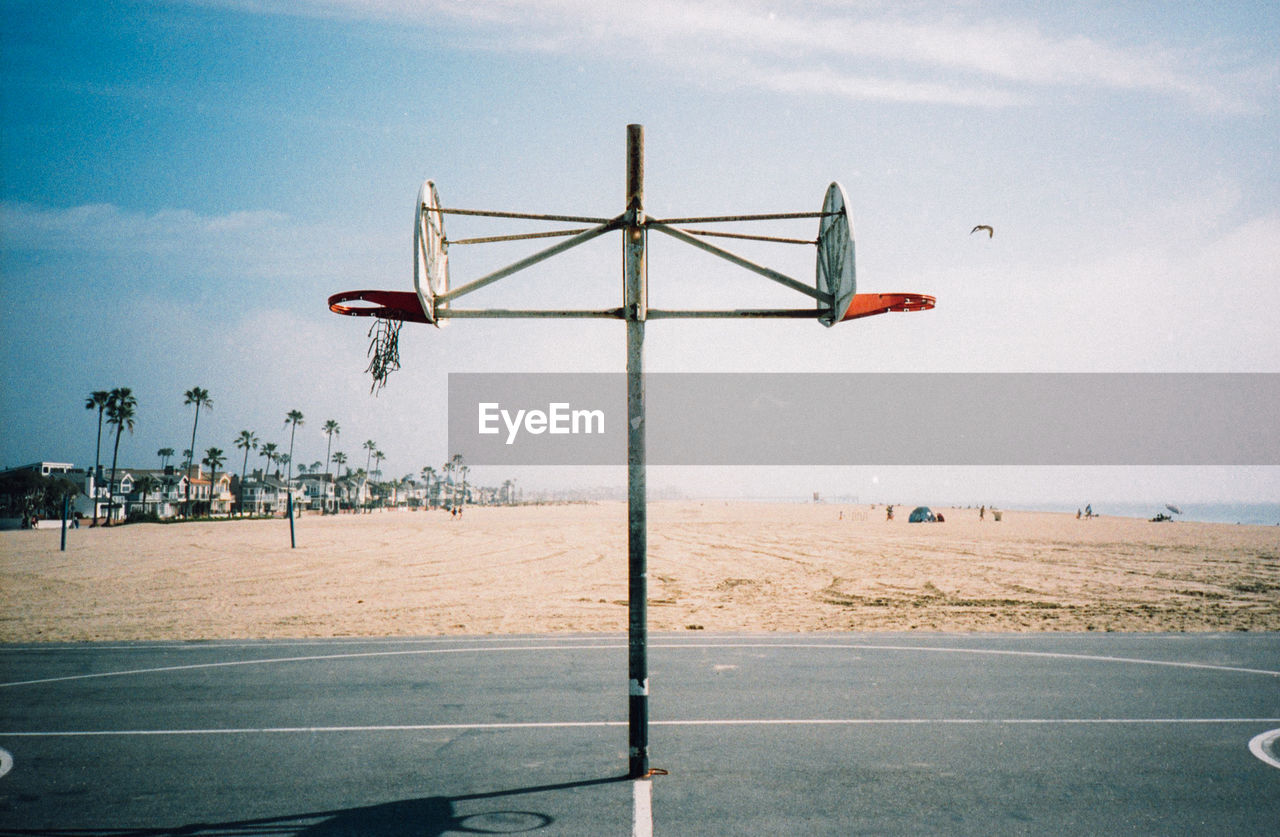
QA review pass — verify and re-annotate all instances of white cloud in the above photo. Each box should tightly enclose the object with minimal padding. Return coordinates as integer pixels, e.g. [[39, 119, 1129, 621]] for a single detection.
[[182, 0, 1272, 110]]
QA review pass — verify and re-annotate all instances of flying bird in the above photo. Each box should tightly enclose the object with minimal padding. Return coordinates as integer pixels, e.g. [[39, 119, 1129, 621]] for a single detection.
[[971, 225, 994, 238]]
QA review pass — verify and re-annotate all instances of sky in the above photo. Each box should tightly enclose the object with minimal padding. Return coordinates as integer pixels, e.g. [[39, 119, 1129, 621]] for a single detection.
[[2, 0, 1278, 506]]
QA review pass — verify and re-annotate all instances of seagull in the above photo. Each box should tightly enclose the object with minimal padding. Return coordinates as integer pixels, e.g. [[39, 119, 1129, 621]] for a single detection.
[[971, 225, 994, 238]]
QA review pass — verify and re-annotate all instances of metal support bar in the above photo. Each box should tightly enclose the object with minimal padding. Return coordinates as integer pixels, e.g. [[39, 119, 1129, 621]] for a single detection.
[[625, 123, 649, 780], [436, 308, 624, 319], [437, 217, 624, 303], [679, 227, 817, 246], [448, 228, 591, 246], [431, 207, 613, 224], [649, 221, 832, 306], [649, 211, 834, 224], [647, 308, 823, 319]]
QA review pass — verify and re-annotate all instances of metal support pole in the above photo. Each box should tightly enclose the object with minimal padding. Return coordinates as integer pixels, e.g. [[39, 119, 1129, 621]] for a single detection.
[[287, 492, 296, 549], [625, 123, 649, 779], [61, 495, 69, 552]]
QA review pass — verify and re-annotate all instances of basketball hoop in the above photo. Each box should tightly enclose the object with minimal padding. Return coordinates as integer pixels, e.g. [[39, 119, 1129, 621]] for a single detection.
[[842, 292, 937, 321], [328, 289, 430, 322]]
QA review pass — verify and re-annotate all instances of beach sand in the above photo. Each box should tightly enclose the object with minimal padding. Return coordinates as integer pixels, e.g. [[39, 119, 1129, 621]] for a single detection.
[[1, 502, 1277, 642]]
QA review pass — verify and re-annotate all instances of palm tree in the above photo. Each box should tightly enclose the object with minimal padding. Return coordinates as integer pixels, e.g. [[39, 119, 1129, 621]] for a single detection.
[[441, 455, 456, 509], [459, 464, 469, 507], [442, 457, 454, 508], [234, 431, 258, 515], [84, 391, 110, 478], [449, 453, 464, 508], [259, 442, 279, 478], [373, 450, 386, 482], [105, 388, 137, 525], [256, 442, 279, 514], [332, 453, 348, 511], [202, 447, 226, 517], [157, 447, 175, 470], [322, 420, 340, 485], [352, 468, 368, 509], [421, 466, 436, 508], [360, 440, 377, 512], [284, 410, 304, 487], [183, 387, 212, 518], [134, 474, 160, 518]]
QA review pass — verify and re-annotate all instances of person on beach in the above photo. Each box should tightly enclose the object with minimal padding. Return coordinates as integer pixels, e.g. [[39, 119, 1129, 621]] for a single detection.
[[980, 505, 985, 521], [886, 505, 894, 521]]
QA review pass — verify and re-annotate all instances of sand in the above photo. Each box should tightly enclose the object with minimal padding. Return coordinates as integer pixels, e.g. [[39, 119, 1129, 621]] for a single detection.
[[1, 502, 1277, 642]]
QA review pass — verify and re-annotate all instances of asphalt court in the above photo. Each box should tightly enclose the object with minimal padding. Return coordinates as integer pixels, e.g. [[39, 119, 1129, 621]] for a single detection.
[[1, 633, 1278, 835]]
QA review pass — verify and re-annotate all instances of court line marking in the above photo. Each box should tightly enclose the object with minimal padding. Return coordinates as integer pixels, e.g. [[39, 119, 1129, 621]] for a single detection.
[[1248, 728, 1280, 770], [0, 644, 626, 688], [3, 718, 1279, 737], [3, 640, 1276, 689], [632, 778, 653, 837], [0, 635, 628, 653]]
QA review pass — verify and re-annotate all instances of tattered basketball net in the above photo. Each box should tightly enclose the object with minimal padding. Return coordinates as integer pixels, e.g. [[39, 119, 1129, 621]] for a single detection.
[[365, 315, 403, 394]]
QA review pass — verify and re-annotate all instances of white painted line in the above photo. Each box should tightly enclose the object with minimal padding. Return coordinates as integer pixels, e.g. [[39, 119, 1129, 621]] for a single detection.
[[650, 642, 1280, 678], [0, 721, 626, 737], [0, 644, 628, 688], [0, 635, 622, 653], [3, 639, 1276, 690], [3, 718, 1277, 738], [0, 748, 12, 779], [632, 778, 653, 837], [1248, 728, 1280, 770], [653, 717, 1280, 727]]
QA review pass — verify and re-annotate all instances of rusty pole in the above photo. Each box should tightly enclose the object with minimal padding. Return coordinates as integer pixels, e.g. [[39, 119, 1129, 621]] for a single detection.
[[624, 123, 649, 778]]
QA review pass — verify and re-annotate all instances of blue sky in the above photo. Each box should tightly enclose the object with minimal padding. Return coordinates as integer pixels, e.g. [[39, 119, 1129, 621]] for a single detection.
[[2, 0, 1277, 504]]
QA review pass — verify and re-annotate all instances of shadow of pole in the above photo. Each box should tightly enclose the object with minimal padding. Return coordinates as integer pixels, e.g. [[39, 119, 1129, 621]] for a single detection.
[[0, 774, 632, 837], [303, 773, 631, 836]]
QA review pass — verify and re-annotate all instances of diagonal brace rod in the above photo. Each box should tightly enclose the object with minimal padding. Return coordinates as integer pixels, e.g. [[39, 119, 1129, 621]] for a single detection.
[[680, 227, 817, 245], [449, 228, 591, 246], [648, 222, 832, 306], [438, 216, 625, 303], [432, 207, 613, 224]]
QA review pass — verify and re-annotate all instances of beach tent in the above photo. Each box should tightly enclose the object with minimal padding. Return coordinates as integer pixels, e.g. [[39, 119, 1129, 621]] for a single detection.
[[908, 506, 935, 523]]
